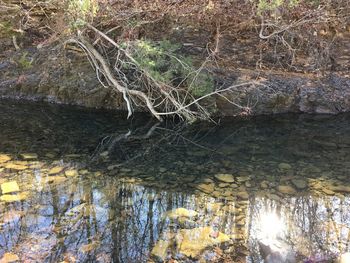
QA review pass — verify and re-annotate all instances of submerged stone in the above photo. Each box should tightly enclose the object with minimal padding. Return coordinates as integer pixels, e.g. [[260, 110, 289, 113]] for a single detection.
[[1, 181, 20, 194], [43, 176, 67, 184], [206, 203, 222, 213], [165, 208, 198, 219], [175, 227, 230, 258], [277, 185, 297, 195], [80, 241, 100, 253], [291, 179, 307, 190], [2, 210, 23, 224], [65, 169, 79, 177], [196, 183, 215, 194], [328, 185, 350, 193], [0, 252, 19, 263], [151, 239, 172, 262], [214, 174, 235, 183], [1, 192, 28, 202], [4, 162, 27, 170], [236, 191, 249, 200], [48, 166, 64, 175], [278, 163, 292, 170], [0, 154, 11, 164], [20, 153, 38, 160], [322, 188, 335, 195]]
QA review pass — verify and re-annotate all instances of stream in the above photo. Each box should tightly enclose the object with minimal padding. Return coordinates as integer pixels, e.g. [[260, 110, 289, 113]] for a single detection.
[[0, 99, 350, 263]]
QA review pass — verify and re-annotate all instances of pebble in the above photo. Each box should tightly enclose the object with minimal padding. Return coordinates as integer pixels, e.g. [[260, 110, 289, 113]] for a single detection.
[[278, 163, 292, 170], [214, 174, 235, 183]]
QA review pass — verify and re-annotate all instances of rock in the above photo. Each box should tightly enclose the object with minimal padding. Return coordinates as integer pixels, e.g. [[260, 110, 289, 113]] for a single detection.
[[20, 153, 38, 160], [80, 241, 100, 253], [43, 176, 67, 184], [237, 176, 250, 182], [0, 154, 11, 164], [322, 188, 335, 195], [45, 153, 56, 158], [2, 211, 24, 224], [1, 192, 28, 203], [99, 151, 109, 157], [258, 241, 296, 263], [196, 183, 214, 194], [1, 181, 20, 194], [245, 182, 252, 188], [79, 169, 89, 175], [328, 185, 350, 193], [260, 181, 269, 189], [277, 185, 296, 195], [291, 179, 307, 190], [48, 166, 64, 175], [159, 167, 167, 173], [165, 208, 198, 220], [65, 169, 79, 177], [206, 203, 222, 213], [214, 174, 235, 183], [278, 163, 292, 170], [236, 191, 249, 200], [151, 239, 171, 262], [175, 227, 230, 258], [65, 154, 82, 158], [178, 217, 198, 229], [0, 252, 19, 263], [203, 178, 214, 183], [218, 183, 230, 188], [4, 163, 27, 171]]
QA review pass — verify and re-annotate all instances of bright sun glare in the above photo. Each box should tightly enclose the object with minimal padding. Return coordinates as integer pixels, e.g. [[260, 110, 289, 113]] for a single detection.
[[259, 212, 285, 241]]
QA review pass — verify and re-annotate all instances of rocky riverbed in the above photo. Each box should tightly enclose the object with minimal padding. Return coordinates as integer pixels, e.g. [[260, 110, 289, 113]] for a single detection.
[[0, 100, 349, 262]]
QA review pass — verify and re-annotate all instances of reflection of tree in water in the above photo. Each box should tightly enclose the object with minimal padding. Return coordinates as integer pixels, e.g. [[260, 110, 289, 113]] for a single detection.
[[248, 195, 350, 262]]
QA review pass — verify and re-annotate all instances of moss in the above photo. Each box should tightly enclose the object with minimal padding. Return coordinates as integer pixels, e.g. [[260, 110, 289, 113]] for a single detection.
[[18, 52, 33, 70]]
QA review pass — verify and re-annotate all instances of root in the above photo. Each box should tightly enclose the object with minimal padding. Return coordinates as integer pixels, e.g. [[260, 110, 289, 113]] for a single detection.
[[66, 25, 256, 122]]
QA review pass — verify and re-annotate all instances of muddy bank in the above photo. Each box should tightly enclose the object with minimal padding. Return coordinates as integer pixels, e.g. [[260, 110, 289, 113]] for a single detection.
[[0, 46, 349, 117]]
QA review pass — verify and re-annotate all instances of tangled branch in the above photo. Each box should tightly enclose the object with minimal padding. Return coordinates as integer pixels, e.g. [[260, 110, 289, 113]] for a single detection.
[[66, 24, 256, 122]]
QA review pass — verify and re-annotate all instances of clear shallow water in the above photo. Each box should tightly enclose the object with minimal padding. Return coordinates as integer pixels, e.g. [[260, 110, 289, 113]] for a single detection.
[[0, 99, 349, 263]]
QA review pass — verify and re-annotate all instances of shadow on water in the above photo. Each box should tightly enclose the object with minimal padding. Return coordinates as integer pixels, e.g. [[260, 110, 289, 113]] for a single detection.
[[0, 99, 350, 262]]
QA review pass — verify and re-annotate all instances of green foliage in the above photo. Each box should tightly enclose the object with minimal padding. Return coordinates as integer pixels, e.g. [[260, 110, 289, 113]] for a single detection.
[[0, 22, 17, 38], [256, 0, 301, 13], [67, 0, 98, 29], [127, 40, 214, 98], [18, 52, 33, 69]]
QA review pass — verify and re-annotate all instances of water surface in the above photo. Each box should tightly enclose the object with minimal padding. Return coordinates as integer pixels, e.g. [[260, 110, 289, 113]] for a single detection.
[[0, 100, 350, 262]]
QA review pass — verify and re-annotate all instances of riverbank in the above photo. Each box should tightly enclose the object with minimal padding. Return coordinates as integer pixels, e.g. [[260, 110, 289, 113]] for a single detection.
[[0, 0, 349, 119]]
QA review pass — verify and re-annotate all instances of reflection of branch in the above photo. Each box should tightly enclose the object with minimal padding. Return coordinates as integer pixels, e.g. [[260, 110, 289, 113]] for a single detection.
[[90, 122, 160, 162]]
